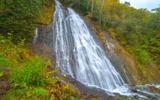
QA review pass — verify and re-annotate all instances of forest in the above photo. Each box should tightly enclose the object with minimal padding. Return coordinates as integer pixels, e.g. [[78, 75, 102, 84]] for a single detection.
[[0, 0, 160, 99]]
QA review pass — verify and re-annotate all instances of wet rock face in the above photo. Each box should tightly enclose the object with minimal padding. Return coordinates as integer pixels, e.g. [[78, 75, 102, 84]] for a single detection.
[[31, 25, 54, 59]]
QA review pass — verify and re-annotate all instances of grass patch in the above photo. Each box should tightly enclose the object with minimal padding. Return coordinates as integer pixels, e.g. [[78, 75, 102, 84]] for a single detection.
[[10, 56, 48, 87], [33, 87, 48, 96], [0, 55, 9, 67]]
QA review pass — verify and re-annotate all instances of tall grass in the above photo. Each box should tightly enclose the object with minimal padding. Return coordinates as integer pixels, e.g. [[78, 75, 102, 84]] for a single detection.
[[10, 56, 48, 87]]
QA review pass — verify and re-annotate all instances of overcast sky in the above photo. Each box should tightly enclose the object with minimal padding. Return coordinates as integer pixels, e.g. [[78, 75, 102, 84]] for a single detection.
[[120, 0, 160, 10]]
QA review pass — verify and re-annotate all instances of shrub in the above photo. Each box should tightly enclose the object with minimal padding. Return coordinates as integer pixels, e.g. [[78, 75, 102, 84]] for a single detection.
[[0, 55, 9, 67], [0, 34, 27, 67], [10, 56, 48, 87], [129, 47, 149, 65], [68, 96, 76, 100], [32, 87, 48, 96], [0, 0, 53, 41]]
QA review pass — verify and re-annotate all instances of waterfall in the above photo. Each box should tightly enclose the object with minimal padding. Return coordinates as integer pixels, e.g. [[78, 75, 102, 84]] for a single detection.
[[49, 1, 160, 99], [53, 0, 125, 92], [33, 28, 38, 44]]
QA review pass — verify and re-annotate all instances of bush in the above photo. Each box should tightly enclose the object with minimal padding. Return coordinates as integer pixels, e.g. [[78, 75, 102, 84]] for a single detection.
[[0, 55, 9, 67], [0, 34, 27, 67], [0, 0, 52, 41], [0, 34, 79, 100], [129, 47, 149, 64], [10, 56, 48, 87], [32, 87, 48, 96]]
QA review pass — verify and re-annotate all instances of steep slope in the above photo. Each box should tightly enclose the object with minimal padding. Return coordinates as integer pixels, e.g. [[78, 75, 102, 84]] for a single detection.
[[84, 17, 160, 84]]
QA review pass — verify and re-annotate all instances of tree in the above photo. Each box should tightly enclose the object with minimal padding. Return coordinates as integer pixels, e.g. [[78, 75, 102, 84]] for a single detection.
[[0, 0, 46, 33]]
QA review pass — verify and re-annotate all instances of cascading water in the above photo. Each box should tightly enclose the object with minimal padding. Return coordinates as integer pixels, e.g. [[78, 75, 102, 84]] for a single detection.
[[33, 28, 38, 44], [53, 0, 124, 91]]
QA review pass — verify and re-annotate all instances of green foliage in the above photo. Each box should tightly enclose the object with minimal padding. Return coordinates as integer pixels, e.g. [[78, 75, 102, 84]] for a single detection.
[[129, 47, 149, 64], [60, 0, 77, 6], [4, 87, 50, 100], [78, 0, 89, 15], [0, 35, 79, 100], [0, 0, 52, 41], [4, 88, 29, 99], [68, 96, 76, 100], [0, 34, 27, 67], [0, 71, 4, 78], [10, 56, 48, 87], [148, 34, 160, 64], [32, 87, 48, 96], [149, 8, 160, 31], [0, 55, 9, 67]]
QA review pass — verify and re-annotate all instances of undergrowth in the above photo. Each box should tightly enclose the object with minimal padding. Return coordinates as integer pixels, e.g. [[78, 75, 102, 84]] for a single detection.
[[0, 34, 78, 100]]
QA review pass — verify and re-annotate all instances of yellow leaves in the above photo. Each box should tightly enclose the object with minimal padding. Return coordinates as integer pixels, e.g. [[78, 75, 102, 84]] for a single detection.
[[108, 28, 117, 39], [97, 32, 106, 44], [46, 79, 77, 100], [19, 50, 32, 60], [0, 71, 4, 78]]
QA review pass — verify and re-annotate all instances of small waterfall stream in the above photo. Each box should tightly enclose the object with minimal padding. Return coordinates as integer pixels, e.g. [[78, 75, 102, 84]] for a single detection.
[[33, 28, 38, 44]]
